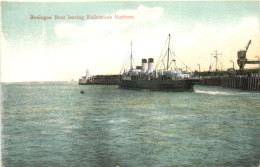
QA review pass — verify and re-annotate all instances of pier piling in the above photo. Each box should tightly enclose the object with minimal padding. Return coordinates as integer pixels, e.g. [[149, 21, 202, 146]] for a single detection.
[[199, 76, 260, 91]]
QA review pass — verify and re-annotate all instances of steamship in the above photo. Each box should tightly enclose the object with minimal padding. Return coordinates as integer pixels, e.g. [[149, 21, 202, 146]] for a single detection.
[[118, 34, 200, 91]]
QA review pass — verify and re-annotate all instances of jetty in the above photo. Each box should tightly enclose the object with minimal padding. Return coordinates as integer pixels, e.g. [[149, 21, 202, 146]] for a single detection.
[[79, 73, 119, 85], [196, 39, 260, 91], [199, 76, 260, 91]]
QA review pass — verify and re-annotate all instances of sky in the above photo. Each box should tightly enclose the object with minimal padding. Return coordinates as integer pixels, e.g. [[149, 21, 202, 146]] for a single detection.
[[1, 1, 260, 82]]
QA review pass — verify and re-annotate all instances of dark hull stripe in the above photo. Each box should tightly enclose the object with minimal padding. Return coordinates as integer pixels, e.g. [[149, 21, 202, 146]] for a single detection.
[[118, 79, 200, 91]]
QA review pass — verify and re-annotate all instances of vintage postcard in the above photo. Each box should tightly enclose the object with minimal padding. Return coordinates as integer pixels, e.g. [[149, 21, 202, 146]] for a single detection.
[[1, 1, 260, 166]]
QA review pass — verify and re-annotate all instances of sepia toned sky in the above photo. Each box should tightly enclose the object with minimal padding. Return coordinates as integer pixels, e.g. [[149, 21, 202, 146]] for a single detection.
[[1, 1, 260, 82]]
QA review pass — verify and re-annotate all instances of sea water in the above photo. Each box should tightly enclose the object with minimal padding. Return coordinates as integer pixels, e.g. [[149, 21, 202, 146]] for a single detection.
[[1, 82, 260, 167]]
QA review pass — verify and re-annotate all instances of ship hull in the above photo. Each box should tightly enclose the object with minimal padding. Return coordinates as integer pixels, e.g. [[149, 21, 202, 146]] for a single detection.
[[118, 78, 200, 91]]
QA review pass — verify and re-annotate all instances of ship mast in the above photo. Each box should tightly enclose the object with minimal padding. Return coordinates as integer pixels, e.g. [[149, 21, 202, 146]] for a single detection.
[[167, 34, 170, 70], [130, 41, 133, 70]]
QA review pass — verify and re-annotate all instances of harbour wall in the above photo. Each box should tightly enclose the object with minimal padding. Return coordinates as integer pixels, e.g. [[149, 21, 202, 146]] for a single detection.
[[199, 77, 260, 91], [79, 74, 260, 91], [79, 75, 119, 85]]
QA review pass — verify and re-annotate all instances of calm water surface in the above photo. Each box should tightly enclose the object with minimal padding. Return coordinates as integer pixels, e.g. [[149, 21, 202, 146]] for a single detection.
[[1, 83, 260, 167]]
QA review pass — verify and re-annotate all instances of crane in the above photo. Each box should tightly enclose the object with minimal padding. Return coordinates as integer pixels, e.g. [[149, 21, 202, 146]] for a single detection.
[[237, 40, 260, 71]]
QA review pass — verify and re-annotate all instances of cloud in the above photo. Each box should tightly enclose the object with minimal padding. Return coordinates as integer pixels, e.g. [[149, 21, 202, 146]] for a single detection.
[[54, 5, 164, 39], [117, 5, 163, 21], [54, 14, 260, 75]]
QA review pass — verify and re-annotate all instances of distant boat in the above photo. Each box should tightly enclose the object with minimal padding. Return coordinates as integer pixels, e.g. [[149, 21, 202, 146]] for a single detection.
[[80, 90, 85, 94], [118, 34, 200, 91]]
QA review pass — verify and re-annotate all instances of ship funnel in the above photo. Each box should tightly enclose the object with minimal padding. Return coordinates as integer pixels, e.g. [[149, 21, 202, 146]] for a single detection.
[[148, 58, 154, 72], [141, 59, 148, 73]]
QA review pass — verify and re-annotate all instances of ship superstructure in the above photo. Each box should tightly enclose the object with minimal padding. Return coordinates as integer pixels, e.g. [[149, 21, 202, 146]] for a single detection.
[[118, 34, 200, 91]]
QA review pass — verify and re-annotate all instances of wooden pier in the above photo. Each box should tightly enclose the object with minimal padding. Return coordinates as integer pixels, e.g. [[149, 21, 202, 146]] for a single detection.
[[199, 77, 260, 91]]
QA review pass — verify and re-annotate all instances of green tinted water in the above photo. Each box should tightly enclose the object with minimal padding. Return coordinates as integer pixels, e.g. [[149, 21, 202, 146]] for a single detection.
[[1, 83, 260, 166]]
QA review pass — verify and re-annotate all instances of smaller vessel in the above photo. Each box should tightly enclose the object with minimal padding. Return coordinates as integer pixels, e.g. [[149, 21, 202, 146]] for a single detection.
[[80, 90, 85, 94], [118, 34, 200, 91]]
